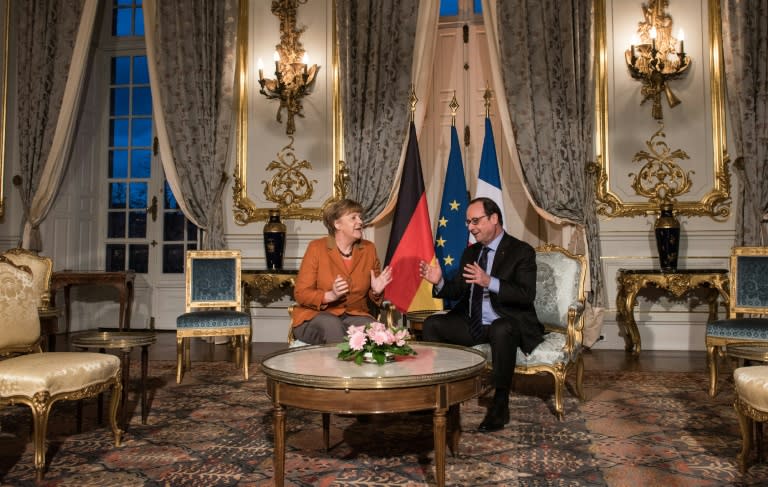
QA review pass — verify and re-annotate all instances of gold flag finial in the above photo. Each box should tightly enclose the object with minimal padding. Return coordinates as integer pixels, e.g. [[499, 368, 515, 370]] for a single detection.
[[449, 92, 460, 126], [409, 85, 418, 122], [483, 84, 492, 118]]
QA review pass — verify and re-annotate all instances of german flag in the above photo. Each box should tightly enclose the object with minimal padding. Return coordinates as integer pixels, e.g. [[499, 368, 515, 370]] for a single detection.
[[384, 122, 443, 313]]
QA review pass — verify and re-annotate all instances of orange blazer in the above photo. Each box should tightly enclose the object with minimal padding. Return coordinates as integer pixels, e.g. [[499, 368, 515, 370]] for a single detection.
[[291, 236, 383, 327]]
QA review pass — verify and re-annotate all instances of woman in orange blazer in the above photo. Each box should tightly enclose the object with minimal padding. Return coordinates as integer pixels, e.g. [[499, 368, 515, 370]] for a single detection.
[[292, 199, 393, 344]]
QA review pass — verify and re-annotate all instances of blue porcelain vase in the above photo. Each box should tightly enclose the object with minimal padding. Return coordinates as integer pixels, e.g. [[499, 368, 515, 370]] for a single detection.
[[654, 203, 680, 272], [263, 209, 286, 270]]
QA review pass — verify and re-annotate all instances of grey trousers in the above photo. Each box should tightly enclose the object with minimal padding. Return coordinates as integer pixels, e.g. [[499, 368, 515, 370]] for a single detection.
[[293, 312, 373, 344]]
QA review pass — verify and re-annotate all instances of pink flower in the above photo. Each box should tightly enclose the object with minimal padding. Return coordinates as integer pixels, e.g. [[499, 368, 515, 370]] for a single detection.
[[346, 325, 367, 351]]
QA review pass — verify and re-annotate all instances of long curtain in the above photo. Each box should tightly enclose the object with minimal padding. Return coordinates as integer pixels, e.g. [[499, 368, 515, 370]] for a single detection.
[[722, 0, 768, 246], [336, 0, 423, 222], [144, 0, 238, 250], [486, 0, 604, 307], [15, 0, 97, 250]]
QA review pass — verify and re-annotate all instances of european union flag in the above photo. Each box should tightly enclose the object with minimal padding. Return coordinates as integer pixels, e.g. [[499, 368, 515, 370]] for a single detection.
[[435, 125, 469, 284]]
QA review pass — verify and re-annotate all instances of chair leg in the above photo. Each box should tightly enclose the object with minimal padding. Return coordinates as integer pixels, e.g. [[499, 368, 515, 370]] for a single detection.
[[552, 370, 565, 421], [176, 335, 184, 384], [735, 401, 753, 473], [243, 330, 251, 380], [707, 344, 719, 397], [575, 355, 586, 401], [108, 379, 124, 447], [30, 395, 52, 481]]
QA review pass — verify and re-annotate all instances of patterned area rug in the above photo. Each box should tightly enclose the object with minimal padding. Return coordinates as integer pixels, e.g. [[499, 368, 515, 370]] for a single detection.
[[0, 360, 766, 486]]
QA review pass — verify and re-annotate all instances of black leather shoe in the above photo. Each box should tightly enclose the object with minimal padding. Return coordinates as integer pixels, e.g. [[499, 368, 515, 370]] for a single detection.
[[478, 402, 510, 432]]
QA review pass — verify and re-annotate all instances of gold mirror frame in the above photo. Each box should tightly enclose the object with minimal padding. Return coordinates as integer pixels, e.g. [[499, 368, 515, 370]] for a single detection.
[[233, 0, 346, 224], [0, 0, 9, 221], [593, 0, 731, 220]]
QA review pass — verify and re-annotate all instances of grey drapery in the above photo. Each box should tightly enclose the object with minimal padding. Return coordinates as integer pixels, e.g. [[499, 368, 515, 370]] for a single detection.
[[15, 0, 93, 250], [495, 0, 604, 306], [722, 0, 768, 246], [336, 0, 420, 221], [144, 0, 238, 250]]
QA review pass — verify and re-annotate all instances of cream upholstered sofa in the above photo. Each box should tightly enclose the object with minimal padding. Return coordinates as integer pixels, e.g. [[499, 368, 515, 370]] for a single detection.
[[474, 243, 588, 420]]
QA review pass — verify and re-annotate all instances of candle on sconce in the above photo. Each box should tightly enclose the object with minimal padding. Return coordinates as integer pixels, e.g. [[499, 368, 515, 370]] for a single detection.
[[273, 51, 280, 73], [650, 26, 657, 51], [678, 28, 685, 53], [302, 53, 309, 76], [257, 58, 264, 80]]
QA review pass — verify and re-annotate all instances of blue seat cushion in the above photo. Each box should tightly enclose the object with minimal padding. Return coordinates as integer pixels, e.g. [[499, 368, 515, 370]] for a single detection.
[[177, 310, 251, 329], [706, 318, 768, 339]]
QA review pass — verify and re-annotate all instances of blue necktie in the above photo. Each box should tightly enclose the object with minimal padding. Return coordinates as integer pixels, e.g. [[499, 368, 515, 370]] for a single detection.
[[469, 246, 489, 341]]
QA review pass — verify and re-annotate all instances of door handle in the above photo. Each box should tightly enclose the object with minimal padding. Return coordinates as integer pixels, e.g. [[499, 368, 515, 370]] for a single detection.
[[146, 196, 158, 222]]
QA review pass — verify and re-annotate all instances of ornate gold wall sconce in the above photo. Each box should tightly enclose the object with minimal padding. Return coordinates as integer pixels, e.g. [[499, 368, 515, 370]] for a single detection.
[[625, 0, 691, 120], [257, 0, 320, 135]]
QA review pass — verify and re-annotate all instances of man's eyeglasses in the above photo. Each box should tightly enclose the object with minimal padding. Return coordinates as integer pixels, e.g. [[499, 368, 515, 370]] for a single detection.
[[465, 215, 489, 226]]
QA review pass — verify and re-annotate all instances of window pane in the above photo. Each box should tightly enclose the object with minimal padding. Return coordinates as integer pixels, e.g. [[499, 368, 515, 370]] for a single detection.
[[129, 244, 149, 273], [106, 244, 126, 272], [132, 87, 151, 115], [187, 220, 198, 241], [109, 150, 128, 178], [131, 150, 151, 178], [110, 119, 129, 147], [440, 0, 459, 16], [162, 244, 185, 273], [164, 181, 179, 209], [131, 118, 152, 146], [107, 212, 126, 238], [473, 0, 482, 14], [116, 0, 134, 5], [164, 212, 185, 241], [110, 87, 129, 116], [128, 211, 147, 238], [112, 8, 133, 36], [135, 7, 145, 35], [128, 182, 147, 209], [133, 56, 149, 84], [111, 57, 130, 84], [109, 183, 127, 208]]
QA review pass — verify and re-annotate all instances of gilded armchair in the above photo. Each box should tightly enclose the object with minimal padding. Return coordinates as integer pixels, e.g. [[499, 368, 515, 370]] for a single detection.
[[706, 246, 768, 397], [176, 250, 252, 383], [474, 243, 588, 419], [0, 256, 122, 480]]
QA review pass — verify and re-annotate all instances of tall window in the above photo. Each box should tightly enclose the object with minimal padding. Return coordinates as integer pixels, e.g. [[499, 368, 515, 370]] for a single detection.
[[104, 0, 197, 274]]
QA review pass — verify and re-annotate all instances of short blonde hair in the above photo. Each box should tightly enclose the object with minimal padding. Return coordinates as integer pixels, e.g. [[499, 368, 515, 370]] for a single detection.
[[323, 199, 364, 235]]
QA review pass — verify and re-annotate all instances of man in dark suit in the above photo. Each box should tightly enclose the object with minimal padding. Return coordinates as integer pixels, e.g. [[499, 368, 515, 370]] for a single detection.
[[419, 197, 543, 432]]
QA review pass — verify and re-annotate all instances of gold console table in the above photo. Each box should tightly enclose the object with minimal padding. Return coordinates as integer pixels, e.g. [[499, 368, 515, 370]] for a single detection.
[[616, 269, 729, 355], [241, 270, 297, 306]]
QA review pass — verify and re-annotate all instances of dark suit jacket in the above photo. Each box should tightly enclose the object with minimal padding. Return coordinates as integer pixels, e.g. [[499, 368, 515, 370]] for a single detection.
[[435, 233, 544, 353]]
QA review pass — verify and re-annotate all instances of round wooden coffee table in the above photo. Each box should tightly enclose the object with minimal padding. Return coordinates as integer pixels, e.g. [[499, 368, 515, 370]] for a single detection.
[[71, 331, 156, 428], [261, 342, 486, 487]]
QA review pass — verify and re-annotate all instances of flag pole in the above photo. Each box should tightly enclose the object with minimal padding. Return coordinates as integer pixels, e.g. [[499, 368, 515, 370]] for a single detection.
[[484, 83, 492, 118], [449, 91, 459, 127], [409, 85, 418, 123]]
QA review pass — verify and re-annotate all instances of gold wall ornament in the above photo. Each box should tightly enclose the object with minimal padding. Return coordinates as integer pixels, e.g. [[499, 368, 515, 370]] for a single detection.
[[628, 123, 693, 205], [233, 0, 345, 225], [257, 0, 320, 135], [594, 0, 731, 220], [625, 0, 691, 120], [262, 137, 317, 208]]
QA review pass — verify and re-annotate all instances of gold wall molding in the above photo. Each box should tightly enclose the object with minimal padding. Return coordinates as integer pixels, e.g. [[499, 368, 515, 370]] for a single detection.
[[0, 0, 9, 221], [594, 0, 731, 220], [628, 122, 692, 205], [233, 0, 346, 225]]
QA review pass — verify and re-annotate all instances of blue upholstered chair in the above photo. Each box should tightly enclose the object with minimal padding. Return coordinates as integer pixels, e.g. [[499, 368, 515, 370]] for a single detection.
[[0, 256, 122, 480], [706, 247, 768, 397], [176, 250, 252, 383], [474, 243, 588, 419]]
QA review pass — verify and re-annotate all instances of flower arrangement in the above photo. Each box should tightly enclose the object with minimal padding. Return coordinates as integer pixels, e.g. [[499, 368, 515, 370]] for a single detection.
[[337, 321, 417, 365]]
